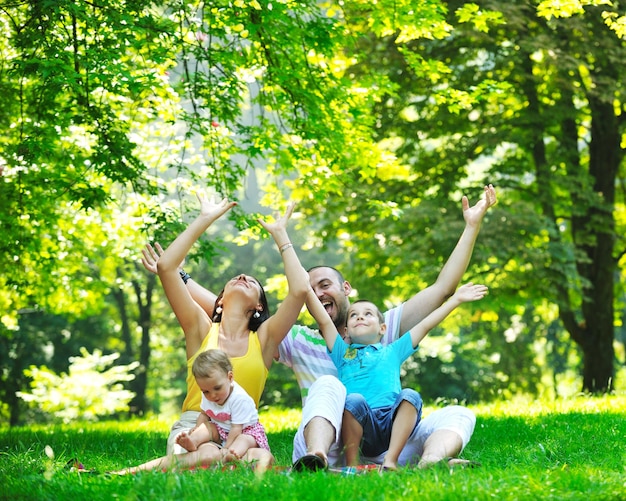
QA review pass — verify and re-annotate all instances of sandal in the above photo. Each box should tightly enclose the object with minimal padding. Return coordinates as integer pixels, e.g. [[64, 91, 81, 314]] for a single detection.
[[292, 454, 328, 472], [65, 458, 98, 474]]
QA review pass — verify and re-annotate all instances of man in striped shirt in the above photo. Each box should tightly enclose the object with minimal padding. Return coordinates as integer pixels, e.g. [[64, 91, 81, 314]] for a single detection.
[[283, 185, 497, 471]]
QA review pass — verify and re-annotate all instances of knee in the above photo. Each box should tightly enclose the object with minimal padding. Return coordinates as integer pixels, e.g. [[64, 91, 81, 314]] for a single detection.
[[311, 375, 346, 396], [399, 389, 423, 415], [302, 376, 347, 428], [344, 393, 367, 418], [345, 393, 366, 408], [449, 405, 476, 427]]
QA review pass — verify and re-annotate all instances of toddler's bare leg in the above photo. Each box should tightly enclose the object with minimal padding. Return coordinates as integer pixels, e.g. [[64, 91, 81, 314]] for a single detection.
[[224, 434, 257, 462], [176, 422, 217, 452], [111, 442, 222, 474]]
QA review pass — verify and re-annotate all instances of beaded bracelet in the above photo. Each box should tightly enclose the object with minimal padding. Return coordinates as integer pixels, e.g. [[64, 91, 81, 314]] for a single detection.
[[279, 242, 294, 255]]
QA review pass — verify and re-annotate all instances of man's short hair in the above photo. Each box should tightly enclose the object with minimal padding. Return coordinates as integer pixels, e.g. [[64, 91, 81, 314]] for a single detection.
[[307, 265, 345, 285]]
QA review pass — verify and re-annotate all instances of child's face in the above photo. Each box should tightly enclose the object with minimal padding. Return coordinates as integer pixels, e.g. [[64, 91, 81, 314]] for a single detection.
[[346, 302, 385, 345], [196, 369, 233, 406]]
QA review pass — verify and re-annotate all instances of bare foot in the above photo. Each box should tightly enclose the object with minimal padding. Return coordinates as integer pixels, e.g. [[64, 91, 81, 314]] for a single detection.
[[254, 453, 274, 475], [107, 466, 140, 475], [246, 448, 275, 475], [446, 457, 481, 468], [418, 456, 481, 469], [175, 431, 198, 452], [222, 450, 238, 463], [381, 462, 398, 471]]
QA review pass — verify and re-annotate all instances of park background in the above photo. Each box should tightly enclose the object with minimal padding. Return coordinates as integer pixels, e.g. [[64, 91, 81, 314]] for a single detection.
[[1, 0, 626, 438]]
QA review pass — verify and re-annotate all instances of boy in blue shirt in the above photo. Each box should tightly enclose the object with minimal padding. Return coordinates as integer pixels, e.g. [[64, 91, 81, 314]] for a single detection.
[[308, 282, 488, 470]]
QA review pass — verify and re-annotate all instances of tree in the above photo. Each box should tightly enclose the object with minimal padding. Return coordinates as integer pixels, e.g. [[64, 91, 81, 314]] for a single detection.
[[0, 0, 388, 421], [310, 0, 625, 393], [2, 0, 623, 424], [0, 1, 178, 322], [17, 348, 139, 423]]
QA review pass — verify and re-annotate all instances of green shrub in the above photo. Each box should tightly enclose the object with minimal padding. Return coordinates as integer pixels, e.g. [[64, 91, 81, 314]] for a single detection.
[[17, 348, 139, 423]]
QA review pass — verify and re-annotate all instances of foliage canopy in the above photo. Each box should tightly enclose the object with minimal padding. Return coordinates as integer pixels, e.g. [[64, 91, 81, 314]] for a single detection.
[[1, 0, 625, 423]]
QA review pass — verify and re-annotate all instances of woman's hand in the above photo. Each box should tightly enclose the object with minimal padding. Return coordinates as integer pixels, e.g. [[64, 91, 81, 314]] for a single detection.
[[197, 192, 237, 221], [258, 201, 296, 240]]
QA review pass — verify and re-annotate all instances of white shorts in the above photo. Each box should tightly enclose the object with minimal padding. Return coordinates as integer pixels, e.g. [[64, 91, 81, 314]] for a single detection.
[[292, 375, 346, 465], [166, 410, 201, 455], [292, 375, 475, 467]]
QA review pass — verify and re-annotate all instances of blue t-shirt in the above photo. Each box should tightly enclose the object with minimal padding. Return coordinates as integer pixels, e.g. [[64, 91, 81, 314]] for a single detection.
[[278, 305, 404, 406], [329, 333, 417, 409]]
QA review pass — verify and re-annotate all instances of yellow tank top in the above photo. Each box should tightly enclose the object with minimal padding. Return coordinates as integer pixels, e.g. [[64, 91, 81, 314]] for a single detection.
[[181, 323, 268, 412]]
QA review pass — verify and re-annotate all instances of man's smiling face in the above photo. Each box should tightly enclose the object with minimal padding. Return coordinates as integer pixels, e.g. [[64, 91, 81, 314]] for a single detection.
[[308, 266, 352, 330]]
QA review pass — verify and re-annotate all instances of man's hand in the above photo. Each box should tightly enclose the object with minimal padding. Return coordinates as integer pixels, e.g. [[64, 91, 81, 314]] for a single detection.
[[141, 242, 188, 275], [462, 184, 497, 227]]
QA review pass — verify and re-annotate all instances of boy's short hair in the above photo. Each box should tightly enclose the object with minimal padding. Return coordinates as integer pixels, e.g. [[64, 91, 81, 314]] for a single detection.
[[349, 299, 384, 323]]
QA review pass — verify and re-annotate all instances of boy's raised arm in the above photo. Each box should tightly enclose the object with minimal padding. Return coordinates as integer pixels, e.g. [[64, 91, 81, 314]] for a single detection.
[[306, 289, 339, 352], [408, 282, 488, 349]]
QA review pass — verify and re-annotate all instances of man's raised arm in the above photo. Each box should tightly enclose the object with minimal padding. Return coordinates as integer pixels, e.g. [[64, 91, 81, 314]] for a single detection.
[[398, 184, 496, 334]]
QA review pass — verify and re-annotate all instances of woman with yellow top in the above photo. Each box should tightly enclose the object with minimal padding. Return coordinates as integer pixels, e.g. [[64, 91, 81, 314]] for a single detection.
[[115, 192, 310, 474]]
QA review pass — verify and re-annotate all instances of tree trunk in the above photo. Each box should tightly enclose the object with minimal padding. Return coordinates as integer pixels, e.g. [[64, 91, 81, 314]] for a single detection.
[[111, 275, 133, 361], [580, 326, 615, 393], [127, 271, 155, 416], [532, 31, 621, 394], [569, 91, 620, 393], [111, 267, 154, 415]]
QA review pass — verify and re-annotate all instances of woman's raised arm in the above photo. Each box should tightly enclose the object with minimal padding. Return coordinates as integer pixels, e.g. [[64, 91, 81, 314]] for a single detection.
[[257, 201, 311, 366], [157, 193, 236, 358]]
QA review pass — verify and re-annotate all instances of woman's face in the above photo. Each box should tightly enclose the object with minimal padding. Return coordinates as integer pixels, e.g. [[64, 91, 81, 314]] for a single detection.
[[224, 274, 262, 301]]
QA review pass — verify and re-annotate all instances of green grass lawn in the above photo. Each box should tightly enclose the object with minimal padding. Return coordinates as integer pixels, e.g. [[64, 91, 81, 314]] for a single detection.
[[2, 395, 626, 500]]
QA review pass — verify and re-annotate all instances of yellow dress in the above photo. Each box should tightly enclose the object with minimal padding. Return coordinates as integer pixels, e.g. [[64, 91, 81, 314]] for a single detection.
[[181, 323, 268, 411]]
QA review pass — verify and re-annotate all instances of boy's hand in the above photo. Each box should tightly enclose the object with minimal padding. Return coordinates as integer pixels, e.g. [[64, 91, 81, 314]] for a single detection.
[[455, 283, 489, 303]]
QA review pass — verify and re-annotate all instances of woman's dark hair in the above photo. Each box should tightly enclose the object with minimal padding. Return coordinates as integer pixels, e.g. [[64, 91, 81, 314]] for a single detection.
[[211, 275, 271, 331]]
